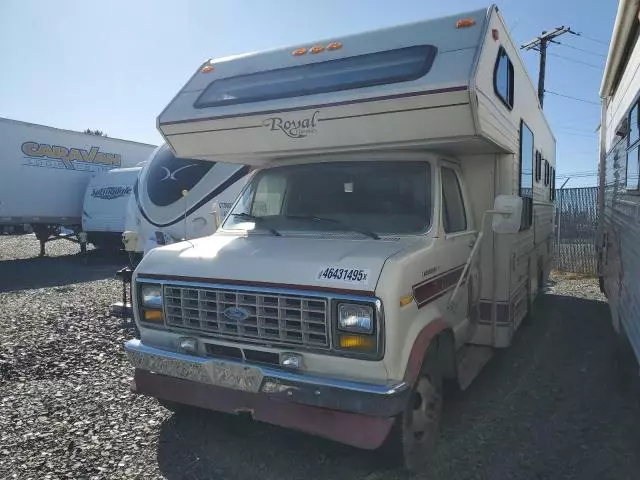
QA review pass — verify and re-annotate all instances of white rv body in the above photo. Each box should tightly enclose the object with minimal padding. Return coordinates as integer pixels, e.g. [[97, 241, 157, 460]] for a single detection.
[[126, 5, 557, 464], [123, 144, 250, 256], [82, 166, 142, 249], [598, 0, 640, 373], [0, 117, 156, 228]]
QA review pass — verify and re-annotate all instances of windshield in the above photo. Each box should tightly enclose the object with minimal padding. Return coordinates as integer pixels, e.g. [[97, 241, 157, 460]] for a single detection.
[[223, 161, 431, 236]]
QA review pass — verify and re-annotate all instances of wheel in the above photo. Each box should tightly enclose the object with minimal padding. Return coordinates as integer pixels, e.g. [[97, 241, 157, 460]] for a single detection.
[[381, 346, 443, 472]]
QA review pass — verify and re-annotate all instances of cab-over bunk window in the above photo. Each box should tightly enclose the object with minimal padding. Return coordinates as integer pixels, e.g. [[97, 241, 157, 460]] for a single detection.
[[194, 45, 438, 108], [494, 47, 514, 109], [519, 121, 534, 229]]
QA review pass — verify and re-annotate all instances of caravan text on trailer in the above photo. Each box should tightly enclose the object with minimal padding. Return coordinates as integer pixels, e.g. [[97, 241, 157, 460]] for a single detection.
[[125, 5, 556, 471]]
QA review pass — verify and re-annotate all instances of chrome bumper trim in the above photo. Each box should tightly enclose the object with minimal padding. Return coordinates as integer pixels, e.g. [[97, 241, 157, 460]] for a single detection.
[[125, 339, 408, 416]]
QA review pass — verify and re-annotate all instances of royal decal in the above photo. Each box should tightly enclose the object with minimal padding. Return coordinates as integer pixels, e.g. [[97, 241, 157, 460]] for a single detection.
[[263, 111, 319, 138], [21, 141, 122, 169]]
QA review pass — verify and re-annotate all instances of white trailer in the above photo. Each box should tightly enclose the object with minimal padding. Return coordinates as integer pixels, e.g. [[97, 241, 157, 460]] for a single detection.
[[598, 0, 640, 381], [124, 5, 556, 471], [82, 166, 142, 250], [122, 143, 250, 261], [0, 117, 156, 255]]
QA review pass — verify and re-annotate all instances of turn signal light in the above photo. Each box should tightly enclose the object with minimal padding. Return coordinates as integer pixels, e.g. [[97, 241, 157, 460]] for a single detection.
[[143, 309, 163, 322], [200, 64, 214, 73], [339, 334, 375, 350], [456, 18, 476, 28]]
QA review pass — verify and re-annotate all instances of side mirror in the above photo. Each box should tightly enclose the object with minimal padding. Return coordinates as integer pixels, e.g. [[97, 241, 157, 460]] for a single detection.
[[492, 195, 522, 234]]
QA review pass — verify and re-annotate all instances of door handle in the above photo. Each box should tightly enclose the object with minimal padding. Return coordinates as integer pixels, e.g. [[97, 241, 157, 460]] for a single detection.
[[468, 240, 476, 248]]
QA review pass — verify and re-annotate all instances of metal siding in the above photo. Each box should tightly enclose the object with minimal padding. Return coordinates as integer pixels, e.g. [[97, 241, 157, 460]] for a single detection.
[[601, 138, 640, 359]]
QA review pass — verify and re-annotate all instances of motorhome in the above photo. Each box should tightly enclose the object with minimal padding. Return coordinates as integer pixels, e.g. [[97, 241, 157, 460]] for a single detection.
[[124, 5, 556, 471], [598, 0, 640, 383], [0, 117, 156, 255], [122, 144, 250, 262], [82, 166, 142, 250]]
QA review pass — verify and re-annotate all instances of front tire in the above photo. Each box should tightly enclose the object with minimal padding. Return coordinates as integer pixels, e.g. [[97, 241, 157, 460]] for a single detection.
[[381, 347, 443, 472]]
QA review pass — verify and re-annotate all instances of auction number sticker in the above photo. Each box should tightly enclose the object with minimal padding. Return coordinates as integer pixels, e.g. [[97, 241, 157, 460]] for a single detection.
[[316, 266, 370, 285]]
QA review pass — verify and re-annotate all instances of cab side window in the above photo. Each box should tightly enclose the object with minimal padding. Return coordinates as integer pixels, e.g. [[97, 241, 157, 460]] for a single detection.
[[441, 167, 467, 233]]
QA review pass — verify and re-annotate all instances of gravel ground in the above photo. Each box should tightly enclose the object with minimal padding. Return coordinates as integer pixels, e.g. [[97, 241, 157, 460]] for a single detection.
[[1, 234, 639, 479]]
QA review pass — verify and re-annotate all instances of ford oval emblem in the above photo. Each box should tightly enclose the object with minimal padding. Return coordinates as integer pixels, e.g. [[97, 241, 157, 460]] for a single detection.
[[223, 306, 251, 321]]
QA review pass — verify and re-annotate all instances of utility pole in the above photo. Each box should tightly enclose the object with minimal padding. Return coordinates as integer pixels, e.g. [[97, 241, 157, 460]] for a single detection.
[[521, 26, 576, 108]]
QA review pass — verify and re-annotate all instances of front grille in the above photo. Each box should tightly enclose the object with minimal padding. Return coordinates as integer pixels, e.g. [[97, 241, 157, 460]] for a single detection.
[[163, 285, 330, 349]]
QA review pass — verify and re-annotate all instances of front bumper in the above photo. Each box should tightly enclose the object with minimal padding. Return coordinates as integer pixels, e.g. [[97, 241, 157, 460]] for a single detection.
[[125, 339, 409, 448]]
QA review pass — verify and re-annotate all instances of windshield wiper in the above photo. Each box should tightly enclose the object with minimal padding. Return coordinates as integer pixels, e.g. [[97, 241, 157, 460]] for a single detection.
[[232, 213, 281, 237], [285, 214, 380, 240]]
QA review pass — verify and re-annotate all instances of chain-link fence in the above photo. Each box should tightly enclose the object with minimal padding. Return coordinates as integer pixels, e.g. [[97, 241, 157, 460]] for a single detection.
[[553, 186, 598, 275]]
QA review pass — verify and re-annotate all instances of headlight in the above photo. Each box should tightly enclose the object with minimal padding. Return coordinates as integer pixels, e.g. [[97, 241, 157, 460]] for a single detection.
[[141, 284, 163, 309], [337, 303, 374, 333]]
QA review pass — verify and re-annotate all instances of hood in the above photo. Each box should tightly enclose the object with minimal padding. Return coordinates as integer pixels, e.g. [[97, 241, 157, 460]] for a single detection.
[[135, 233, 420, 293]]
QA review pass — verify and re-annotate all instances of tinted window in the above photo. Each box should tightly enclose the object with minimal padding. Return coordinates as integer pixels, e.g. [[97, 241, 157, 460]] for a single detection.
[[629, 103, 639, 146], [544, 159, 550, 186], [520, 121, 534, 198], [627, 145, 639, 190], [551, 167, 556, 200], [441, 167, 467, 233], [494, 47, 514, 109], [146, 145, 214, 207], [195, 45, 437, 108], [535, 151, 541, 182], [225, 161, 431, 235]]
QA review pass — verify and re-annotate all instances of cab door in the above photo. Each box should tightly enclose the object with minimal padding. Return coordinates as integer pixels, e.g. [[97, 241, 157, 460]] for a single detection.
[[439, 161, 479, 346]]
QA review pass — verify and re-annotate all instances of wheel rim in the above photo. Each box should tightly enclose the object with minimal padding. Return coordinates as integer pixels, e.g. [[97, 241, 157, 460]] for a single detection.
[[405, 375, 441, 446]]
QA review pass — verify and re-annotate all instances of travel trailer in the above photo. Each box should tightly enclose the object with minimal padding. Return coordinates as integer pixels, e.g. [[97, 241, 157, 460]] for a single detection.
[[121, 144, 250, 262], [82, 166, 142, 250], [598, 0, 640, 383], [0, 117, 156, 255], [124, 5, 556, 471]]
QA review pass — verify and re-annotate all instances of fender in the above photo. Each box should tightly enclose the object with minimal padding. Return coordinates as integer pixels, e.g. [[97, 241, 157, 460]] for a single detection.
[[402, 317, 449, 385]]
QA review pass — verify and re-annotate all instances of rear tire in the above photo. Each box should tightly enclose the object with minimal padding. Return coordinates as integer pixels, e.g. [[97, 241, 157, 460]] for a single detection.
[[380, 345, 442, 472]]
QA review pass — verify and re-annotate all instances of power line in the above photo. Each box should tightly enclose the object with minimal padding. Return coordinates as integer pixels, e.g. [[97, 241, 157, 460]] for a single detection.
[[547, 52, 604, 69], [572, 31, 610, 47], [545, 90, 600, 106], [556, 131, 599, 138], [555, 42, 607, 58]]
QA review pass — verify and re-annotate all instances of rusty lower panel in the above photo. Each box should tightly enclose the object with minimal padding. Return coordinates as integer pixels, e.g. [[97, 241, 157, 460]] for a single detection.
[[132, 369, 395, 450]]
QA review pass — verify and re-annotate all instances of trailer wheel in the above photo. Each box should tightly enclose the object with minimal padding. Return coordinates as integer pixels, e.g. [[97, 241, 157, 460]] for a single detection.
[[381, 345, 442, 472]]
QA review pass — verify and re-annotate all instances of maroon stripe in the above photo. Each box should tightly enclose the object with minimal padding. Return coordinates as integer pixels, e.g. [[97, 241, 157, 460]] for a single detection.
[[159, 85, 468, 126], [413, 266, 465, 308], [136, 273, 375, 296]]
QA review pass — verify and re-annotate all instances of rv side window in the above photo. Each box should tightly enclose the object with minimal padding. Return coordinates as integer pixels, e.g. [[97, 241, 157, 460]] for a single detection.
[[627, 145, 640, 191], [519, 121, 534, 228], [195, 45, 438, 108], [519, 121, 534, 197], [535, 151, 542, 183], [629, 103, 639, 146], [441, 167, 467, 233], [544, 159, 550, 186], [551, 167, 556, 201], [494, 47, 514, 109]]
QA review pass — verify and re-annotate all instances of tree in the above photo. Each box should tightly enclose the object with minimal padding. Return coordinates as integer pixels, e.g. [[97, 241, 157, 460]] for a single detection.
[[83, 128, 107, 136]]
